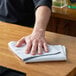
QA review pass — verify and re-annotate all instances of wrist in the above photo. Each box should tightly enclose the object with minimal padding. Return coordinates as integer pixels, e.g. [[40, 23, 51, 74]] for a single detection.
[[32, 28, 45, 36]]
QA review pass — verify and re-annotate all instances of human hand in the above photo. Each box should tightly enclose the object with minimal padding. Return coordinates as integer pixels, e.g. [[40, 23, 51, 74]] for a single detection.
[[15, 30, 48, 55]]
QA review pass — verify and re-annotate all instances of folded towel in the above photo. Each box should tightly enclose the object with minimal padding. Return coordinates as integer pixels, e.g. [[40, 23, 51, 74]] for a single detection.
[[8, 41, 67, 63]]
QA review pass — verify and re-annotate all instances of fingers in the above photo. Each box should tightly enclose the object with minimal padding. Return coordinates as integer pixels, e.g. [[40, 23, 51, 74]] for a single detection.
[[38, 42, 43, 55], [43, 43, 49, 53], [31, 40, 38, 55], [15, 37, 25, 47], [38, 41, 49, 55], [15, 36, 48, 55], [25, 40, 48, 55], [25, 40, 32, 54]]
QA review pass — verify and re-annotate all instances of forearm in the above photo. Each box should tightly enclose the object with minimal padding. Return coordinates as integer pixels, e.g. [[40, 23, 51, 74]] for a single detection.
[[16, 6, 51, 55], [33, 6, 51, 34]]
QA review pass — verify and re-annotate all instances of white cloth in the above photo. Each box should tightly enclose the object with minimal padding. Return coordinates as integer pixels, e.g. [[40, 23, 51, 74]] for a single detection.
[[8, 41, 67, 63]]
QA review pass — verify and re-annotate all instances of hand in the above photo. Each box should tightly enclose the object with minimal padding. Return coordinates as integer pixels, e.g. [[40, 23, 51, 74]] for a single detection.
[[15, 30, 48, 55]]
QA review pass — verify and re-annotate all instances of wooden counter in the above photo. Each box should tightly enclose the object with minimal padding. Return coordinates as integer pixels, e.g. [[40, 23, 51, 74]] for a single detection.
[[47, 7, 76, 37], [0, 22, 76, 76], [52, 7, 76, 21]]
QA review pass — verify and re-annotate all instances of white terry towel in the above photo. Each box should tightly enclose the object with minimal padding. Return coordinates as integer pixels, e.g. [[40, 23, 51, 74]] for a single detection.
[[8, 41, 67, 63]]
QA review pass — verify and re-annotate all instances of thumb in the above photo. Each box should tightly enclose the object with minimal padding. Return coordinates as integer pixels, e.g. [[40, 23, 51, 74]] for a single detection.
[[15, 37, 26, 47]]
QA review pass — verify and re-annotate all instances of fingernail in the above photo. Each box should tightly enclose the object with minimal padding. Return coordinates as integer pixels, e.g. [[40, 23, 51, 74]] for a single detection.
[[45, 50, 49, 53], [25, 51, 30, 54], [15, 44, 18, 47], [38, 53, 43, 55], [31, 53, 35, 55], [15, 42, 19, 47]]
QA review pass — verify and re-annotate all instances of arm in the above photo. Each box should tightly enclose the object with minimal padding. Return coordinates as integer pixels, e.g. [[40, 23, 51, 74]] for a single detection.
[[30, 6, 51, 54], [16, 2, 52, 55], [33, 6, 51, 36]]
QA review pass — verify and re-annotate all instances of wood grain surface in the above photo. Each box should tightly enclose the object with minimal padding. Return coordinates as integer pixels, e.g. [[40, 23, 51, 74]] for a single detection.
[[0, 21, 76, 76]]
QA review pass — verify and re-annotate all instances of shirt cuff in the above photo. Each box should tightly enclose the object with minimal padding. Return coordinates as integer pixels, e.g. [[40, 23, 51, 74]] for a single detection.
[[34, 0, 52, 10]]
